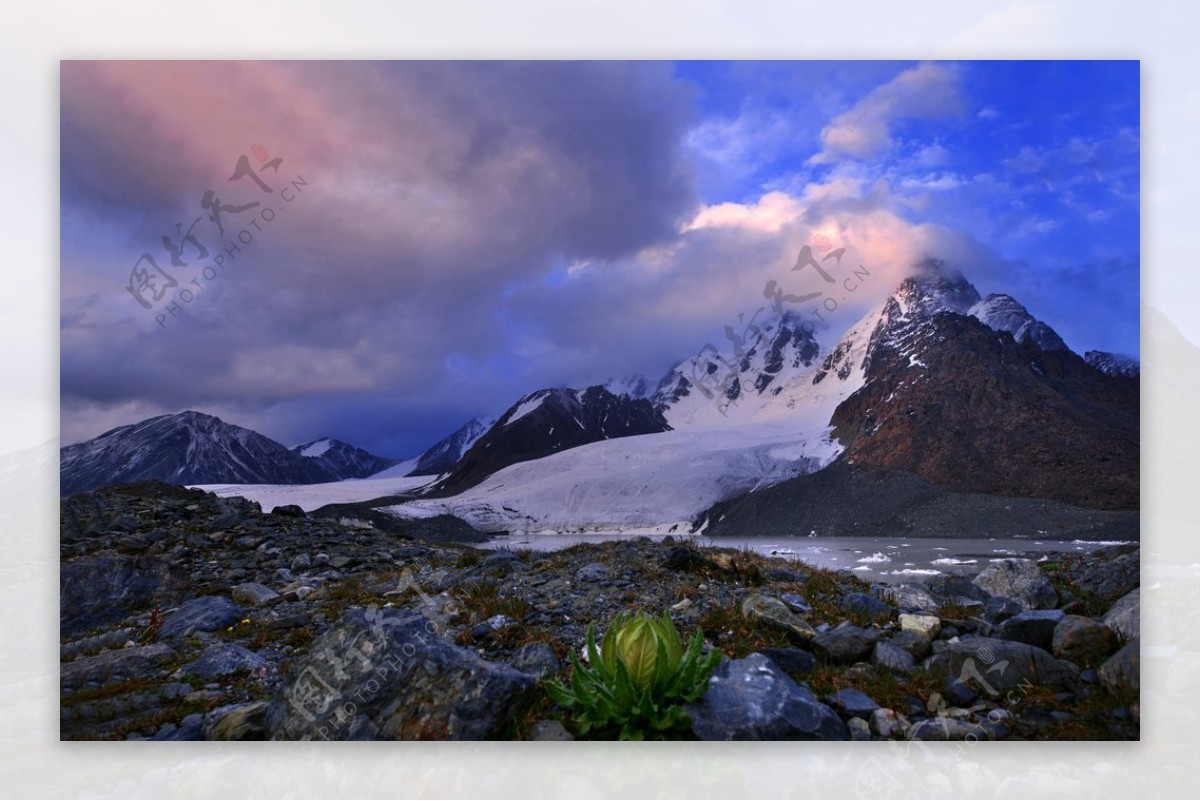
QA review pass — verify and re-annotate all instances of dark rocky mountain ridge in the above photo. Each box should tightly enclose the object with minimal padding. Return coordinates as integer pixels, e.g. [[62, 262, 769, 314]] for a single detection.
[[60, 412, 395, 496], [427, 386, 671, 495]]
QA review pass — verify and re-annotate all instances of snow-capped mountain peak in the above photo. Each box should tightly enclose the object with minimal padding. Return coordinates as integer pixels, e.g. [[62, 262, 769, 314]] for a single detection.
[[60, 411, 398, 496], [602, 374, 654, 400], [408, 416, 496, 476], [653, 309, 827, 426], [891, 261, 982, 317], [969, 293, 1068, 351], [290, 437, 398, 479], [61, 411, 333, 495]]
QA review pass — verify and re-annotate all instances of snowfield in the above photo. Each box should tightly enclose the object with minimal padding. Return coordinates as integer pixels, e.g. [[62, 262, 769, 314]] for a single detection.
[[381, 418, 841, 533], [195, 419, 840, 530], [193, 458, 432, 511], [297, 438, 333, 458]]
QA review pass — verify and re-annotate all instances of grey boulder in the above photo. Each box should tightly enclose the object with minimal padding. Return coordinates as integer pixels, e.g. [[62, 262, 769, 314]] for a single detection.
[[995, 610, 1066, 651], [925, 637, 1078, 694], [159, 596, 244, 639], [972, 559, 1057, 610], [269, 607, 536, 740], [181, 643, 269, 680], [688, 653, 848, 741]]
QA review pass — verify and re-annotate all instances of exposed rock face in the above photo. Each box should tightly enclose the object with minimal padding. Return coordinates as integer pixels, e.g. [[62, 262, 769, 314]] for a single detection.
[[652, 310, 823, 417], [826, 688, 880, 719], [841, 592, 894, 621], [908, 718, 994, 741], [688, 653, 848, 741], [231, 583, 280, 607], [268, 608, 537, 740], [699, 462, 1139, 541], [899, 613, 941, 640], [759, 647, 816, 680], [829, 282, 1139, 511]]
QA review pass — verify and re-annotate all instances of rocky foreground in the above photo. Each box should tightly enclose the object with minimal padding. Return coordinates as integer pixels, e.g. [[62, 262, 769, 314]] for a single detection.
[[61, 482, 1140, 741]]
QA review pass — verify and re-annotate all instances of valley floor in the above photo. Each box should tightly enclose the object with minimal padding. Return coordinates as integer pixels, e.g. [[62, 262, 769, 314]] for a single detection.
[[60, 482, 1140, 742]]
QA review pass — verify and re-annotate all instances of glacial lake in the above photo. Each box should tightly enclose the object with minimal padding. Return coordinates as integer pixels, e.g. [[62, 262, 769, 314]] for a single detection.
[[480, 533, 1133, 583]]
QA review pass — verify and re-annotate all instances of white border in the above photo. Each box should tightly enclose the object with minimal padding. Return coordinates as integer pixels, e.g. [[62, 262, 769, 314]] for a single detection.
[[4, 0, 1192, 797]]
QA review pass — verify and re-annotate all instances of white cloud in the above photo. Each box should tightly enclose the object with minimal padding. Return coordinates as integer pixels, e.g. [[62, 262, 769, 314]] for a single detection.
[[686, 108, 796, 175], [913, 142, 952, 168], [683, 191, 804, 233], [506, 172, 1007, 395], [899, 172, 965, 191], [809, 63, 965, 164]]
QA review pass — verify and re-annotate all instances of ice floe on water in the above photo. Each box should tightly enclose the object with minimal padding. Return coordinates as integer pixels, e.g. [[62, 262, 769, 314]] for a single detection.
[[885, 568, 942, 576], [857, 552, 892, 564], [932, 557, 978, 566]]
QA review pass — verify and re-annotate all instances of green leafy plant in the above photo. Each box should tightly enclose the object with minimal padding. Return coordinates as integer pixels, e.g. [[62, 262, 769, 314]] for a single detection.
[[545, 610, 722, 740]]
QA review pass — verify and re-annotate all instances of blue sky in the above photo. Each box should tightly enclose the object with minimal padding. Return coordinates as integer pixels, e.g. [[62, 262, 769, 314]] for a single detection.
[[60, 61, 1140, 457]]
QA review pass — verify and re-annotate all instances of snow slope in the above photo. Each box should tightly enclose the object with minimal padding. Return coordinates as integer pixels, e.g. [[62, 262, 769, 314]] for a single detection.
[[656, 303, 884, 430], [298, 439, 333, 458], [193, 458, 431, 511], [382, 417, 841, 534]]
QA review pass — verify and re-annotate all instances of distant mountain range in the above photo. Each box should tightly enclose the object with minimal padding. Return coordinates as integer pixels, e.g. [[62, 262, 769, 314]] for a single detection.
[[60, 412, 396, 496], [380, 260, 1138, 533], [60, 259, 1140, 537]]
